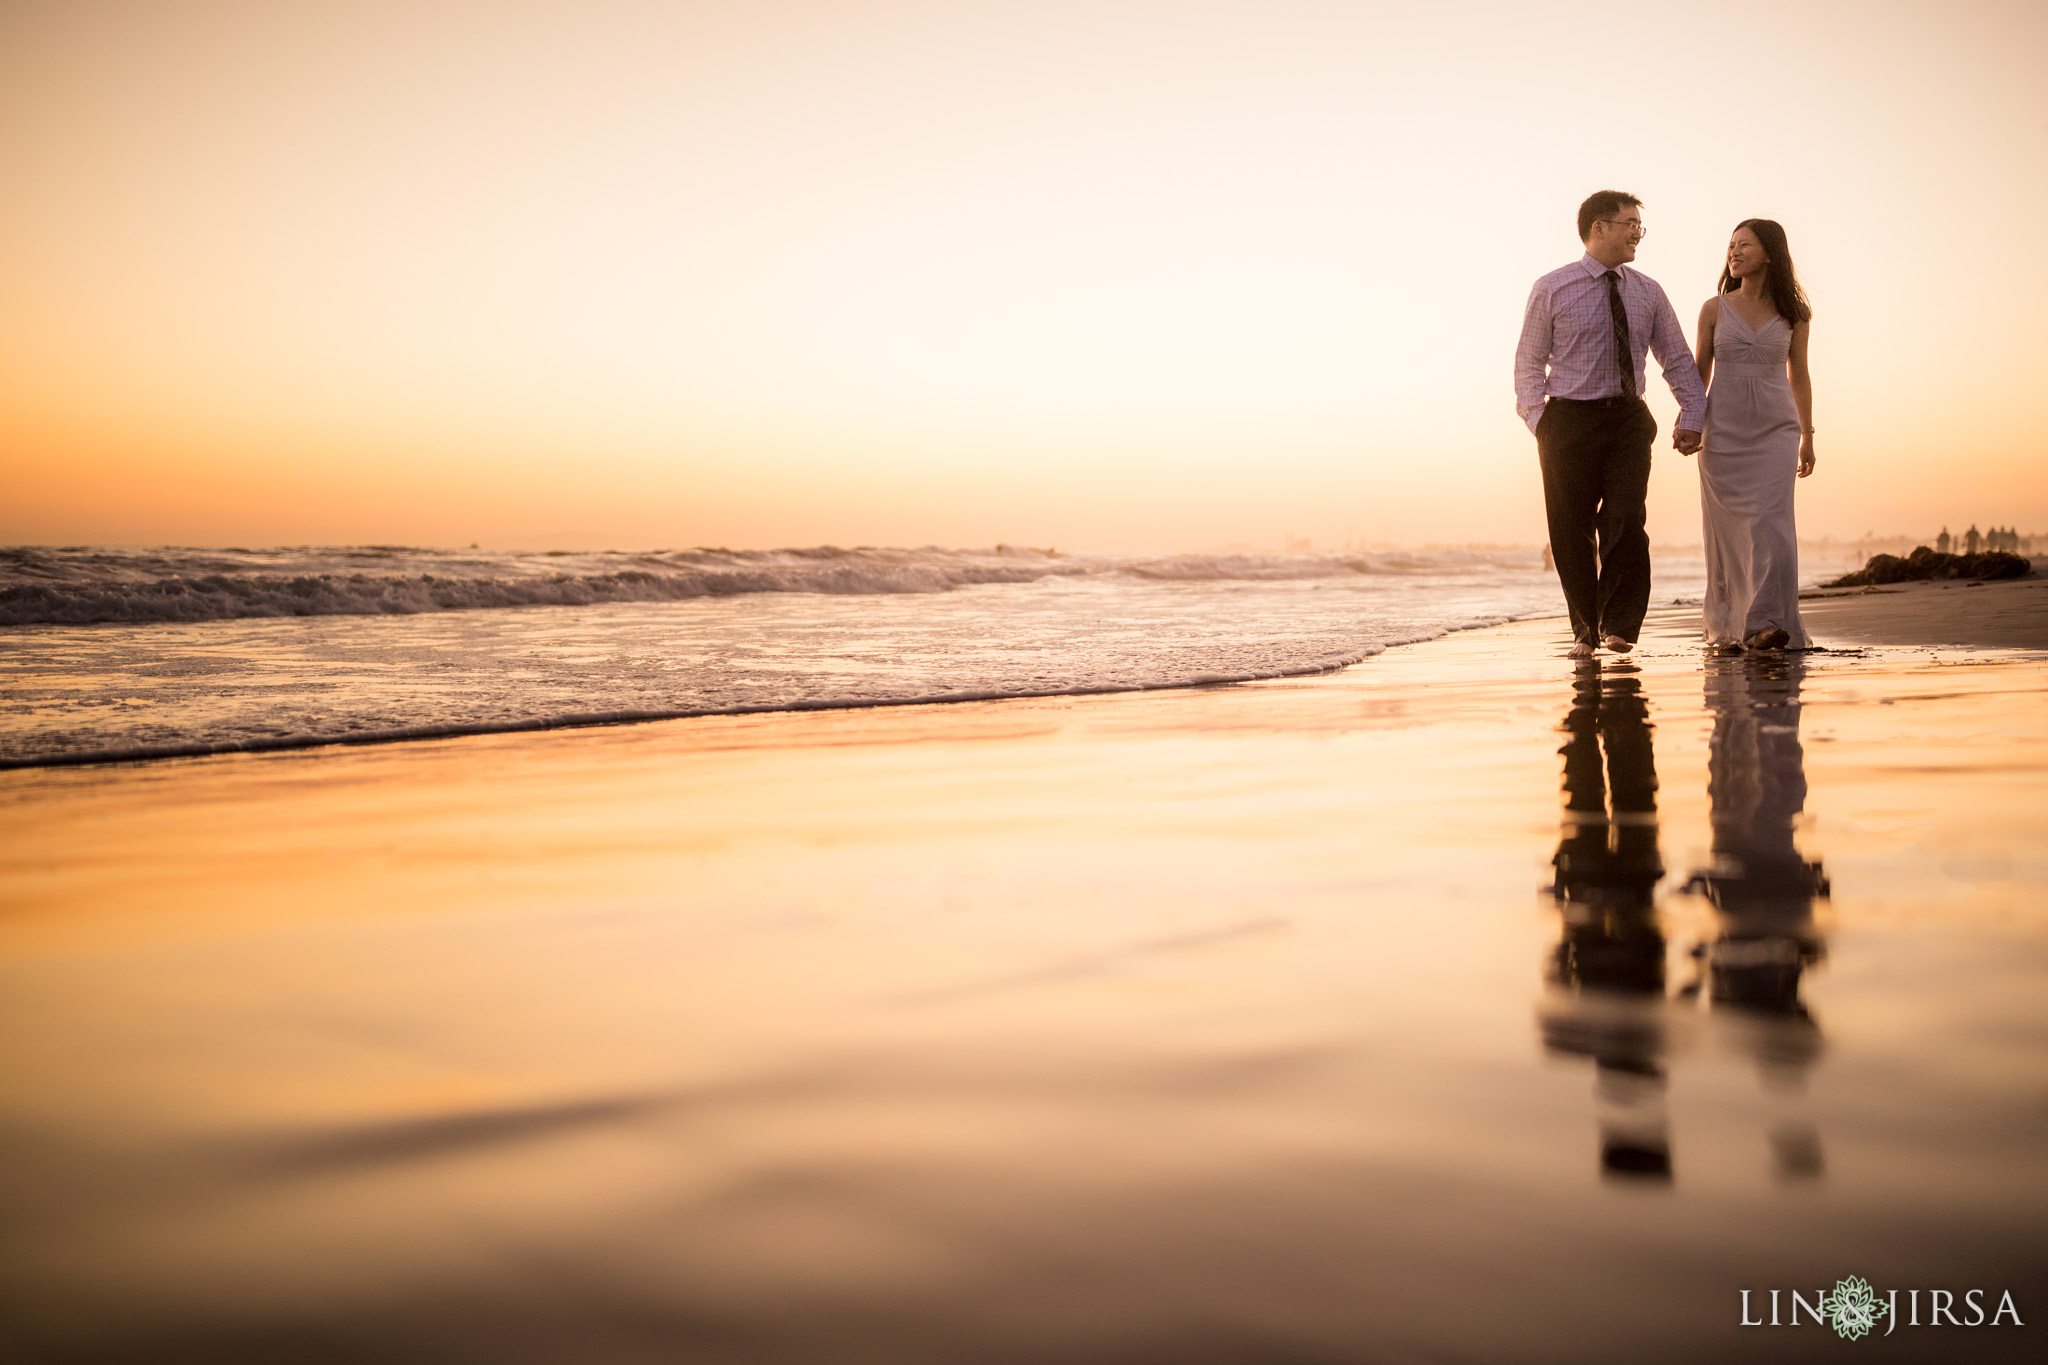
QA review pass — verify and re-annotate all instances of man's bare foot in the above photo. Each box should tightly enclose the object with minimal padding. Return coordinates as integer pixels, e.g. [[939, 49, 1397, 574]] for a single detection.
[[1744, 627, 1790, 651], [1568, 640, 1595, 658], [1602, 634, 1633, 653]]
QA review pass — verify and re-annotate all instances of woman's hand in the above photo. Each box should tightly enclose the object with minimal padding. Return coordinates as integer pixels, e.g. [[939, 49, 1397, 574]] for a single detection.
[[1798, 434, 1816, 477]]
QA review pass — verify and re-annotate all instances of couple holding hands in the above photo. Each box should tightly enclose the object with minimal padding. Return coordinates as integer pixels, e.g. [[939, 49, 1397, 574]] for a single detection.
[[1515, 189, 1816, 657]]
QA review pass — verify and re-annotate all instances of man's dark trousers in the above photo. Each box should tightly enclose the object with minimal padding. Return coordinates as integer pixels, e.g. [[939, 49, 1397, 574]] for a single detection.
[[1536, 396, 1656, 645]]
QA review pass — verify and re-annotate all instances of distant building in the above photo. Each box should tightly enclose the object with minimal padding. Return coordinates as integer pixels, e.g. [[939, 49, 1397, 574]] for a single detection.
[[1965, 525, 1982, 555], [1936, 527, 1952, 554]]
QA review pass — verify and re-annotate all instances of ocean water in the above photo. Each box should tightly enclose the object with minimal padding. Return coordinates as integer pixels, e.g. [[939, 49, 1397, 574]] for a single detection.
[[1, 542, 1844, 768]]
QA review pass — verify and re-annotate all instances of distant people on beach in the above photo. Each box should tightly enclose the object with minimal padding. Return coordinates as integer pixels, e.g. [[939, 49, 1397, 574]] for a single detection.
[[1931, 524, 2029, 557], [1516, 191, 1705, 659], [1683, 218, 1814, 652]]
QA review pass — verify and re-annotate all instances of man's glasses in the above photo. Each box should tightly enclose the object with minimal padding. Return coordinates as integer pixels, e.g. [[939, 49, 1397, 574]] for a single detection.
[[1599, 219, 1647, 239]]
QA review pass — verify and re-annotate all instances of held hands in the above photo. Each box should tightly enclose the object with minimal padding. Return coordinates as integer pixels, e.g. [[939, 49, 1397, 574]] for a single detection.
[[1672, 429, 1702, 456], [1798, 434, 1817, 477]]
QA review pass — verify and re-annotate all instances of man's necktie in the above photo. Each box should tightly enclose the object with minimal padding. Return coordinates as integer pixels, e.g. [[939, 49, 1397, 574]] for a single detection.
[[1603, 270, 1636, 399]]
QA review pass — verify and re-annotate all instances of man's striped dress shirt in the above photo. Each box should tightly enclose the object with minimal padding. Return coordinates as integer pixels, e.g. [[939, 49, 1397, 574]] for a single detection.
[[1514, 253, 1707, 434]]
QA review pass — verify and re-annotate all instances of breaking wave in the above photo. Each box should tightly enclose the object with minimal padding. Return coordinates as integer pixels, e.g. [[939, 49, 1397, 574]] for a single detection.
[[1, 544, 1544, 626]]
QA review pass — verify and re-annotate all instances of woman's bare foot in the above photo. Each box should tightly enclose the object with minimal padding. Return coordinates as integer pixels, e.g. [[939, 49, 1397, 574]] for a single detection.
[[1602, 634, 1633, 653], [1744, 627, 1791, 651], [1568, 640, 1595, 658]]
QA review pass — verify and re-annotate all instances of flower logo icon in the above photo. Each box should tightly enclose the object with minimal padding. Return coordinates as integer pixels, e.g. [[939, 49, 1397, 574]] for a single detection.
[[1820, 1275, 1888, 1341]]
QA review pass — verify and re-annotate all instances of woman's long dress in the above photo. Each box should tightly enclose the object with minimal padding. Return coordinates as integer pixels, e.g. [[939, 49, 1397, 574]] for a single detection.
[[1700, 296, 1810, 648]]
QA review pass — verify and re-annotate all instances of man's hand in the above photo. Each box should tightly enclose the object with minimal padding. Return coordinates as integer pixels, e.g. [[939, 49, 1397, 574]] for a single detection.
[[1673, 429, 1702, 456]]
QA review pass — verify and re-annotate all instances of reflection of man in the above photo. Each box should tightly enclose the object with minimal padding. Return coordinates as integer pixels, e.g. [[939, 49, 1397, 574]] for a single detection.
[[1540, 666, 1670, 1180], [1515, 191, 1707, 658], [1551, 668, 1661, 910]]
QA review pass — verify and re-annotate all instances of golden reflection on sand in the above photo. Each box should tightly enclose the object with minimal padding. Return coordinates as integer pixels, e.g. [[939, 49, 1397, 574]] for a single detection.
[[2, 617, 2045, 1362]]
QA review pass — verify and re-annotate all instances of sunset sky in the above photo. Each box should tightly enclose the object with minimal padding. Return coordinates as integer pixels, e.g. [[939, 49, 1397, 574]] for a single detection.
[[4, 0, 2043, 552]]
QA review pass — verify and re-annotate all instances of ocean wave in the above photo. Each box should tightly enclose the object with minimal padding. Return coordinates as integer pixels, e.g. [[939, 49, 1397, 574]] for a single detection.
[[0, 543, 1546, 627], [0, 543, 1589, 769], [0, 564, 1060, 625], [0, 546, 1073, 626], [1109, 549, 1541, 581]]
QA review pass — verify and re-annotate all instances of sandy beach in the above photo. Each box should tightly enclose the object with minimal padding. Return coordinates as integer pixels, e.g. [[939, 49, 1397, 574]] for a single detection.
[[2, 580, 2044, 1363], [1797, 571, 2048, 648]]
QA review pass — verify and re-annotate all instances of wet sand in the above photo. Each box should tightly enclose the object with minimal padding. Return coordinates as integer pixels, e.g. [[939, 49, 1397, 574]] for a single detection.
[[1796, 571, 2048, 649], [2, 590, 2045, 1363]]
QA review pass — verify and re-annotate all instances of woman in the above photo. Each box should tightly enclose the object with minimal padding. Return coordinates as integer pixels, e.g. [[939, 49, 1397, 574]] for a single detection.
[[1690, 219, 1815, 651]]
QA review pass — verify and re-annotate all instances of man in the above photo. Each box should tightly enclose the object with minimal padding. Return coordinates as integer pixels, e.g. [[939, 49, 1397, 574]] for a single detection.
[[1516, 191, 1706, 658]]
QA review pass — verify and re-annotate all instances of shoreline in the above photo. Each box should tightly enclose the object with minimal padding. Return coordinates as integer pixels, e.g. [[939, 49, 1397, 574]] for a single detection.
[[4, 574, 2044, 774], [0, 644, 1393, 773]]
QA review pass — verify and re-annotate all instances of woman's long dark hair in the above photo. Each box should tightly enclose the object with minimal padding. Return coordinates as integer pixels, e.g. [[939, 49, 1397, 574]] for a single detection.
[[1718, 218, 1811, 324]]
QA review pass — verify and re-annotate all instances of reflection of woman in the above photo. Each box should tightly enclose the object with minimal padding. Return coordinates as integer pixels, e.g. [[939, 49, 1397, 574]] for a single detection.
[[1689, 220, 1814, 652], [1688, 655, 1829, 1178], [1693, 656, 1825, 1025]]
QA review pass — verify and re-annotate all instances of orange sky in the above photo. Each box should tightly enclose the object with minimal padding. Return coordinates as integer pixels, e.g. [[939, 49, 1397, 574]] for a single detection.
[[3, 0, 2044, 551]]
